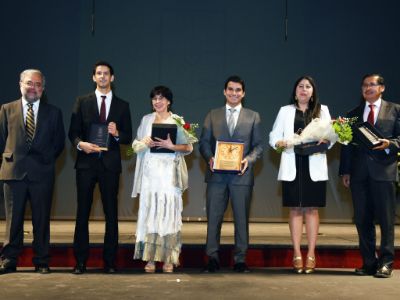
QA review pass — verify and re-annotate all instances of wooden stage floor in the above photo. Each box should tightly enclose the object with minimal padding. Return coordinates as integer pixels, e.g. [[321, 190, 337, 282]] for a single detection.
[[1, 220, 399, 248]]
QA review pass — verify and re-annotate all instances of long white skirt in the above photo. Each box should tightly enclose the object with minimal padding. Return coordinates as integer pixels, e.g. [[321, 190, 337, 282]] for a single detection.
[[134, 152, 183, 265]]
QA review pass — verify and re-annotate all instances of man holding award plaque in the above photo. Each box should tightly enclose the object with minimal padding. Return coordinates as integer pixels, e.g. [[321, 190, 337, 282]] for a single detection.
[[199, 75, 263, 273], [340, 74, 400, 278], [68, 61, 132, 274]]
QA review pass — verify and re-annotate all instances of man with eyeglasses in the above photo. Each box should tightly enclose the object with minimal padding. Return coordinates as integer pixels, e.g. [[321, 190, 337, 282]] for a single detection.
[[68, 61, 132, 274], [340, 74, 400, 278], [0, 69, 65, 274]]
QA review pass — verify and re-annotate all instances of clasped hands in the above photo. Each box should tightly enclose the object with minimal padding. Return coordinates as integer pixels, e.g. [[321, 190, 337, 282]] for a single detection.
[[372, 138, 390, 150], [79, 122, 119, 154], [141, 134, 174, 151]]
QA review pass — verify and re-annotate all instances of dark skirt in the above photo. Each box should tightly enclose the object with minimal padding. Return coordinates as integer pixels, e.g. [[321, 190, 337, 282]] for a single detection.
[[282, 154, 326, 207]]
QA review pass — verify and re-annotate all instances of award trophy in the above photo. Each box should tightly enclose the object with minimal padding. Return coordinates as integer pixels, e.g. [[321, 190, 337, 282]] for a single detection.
[[213, 140, 245, 173], [353, 122, 383, 149], [89, 123, 109, 151], [294, 142, 329, 156], [151, 124, 177, 153]]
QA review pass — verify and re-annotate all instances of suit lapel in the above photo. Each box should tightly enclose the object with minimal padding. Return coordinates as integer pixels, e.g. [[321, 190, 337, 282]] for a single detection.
[[89, 93, 100, 122], [234, 108, 246, 136], [35, 102, 48, 137], [354, 104, 364, 122], [16, 99, 25, 132], [107, 95, 118, 122], [375, 99, 389, 128], [218, 107, 230, 136]]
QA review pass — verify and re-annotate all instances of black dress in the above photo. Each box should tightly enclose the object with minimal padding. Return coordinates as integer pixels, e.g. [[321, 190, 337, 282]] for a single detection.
[[282, 110, 326, 207]]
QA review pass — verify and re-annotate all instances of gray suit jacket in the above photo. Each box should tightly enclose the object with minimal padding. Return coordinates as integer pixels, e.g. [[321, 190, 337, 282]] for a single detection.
[[0, 99, 65, 181], [339, 99, 400, 181], [199, 106, 263, 186]]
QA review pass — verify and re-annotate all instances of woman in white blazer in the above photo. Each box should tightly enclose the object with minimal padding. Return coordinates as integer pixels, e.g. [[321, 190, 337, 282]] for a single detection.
[[269, 76, 333, 274]]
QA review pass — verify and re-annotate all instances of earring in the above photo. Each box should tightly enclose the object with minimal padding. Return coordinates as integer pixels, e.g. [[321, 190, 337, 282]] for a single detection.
[[310, 97, 313, 102]]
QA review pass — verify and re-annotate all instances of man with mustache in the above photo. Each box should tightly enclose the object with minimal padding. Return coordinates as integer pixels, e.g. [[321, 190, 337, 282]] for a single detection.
[[340, 74, 400, 278], [0, 69, 65, 274]]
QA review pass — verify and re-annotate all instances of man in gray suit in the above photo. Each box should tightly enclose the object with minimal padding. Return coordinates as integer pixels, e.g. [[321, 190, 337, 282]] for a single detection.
[[340, 74, 400, 278], [199, 75, 263, 272], [0, 69, 65, 274]]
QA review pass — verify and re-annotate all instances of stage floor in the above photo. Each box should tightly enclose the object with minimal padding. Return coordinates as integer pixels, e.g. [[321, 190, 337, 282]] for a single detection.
[[1, 221, 399, 248]]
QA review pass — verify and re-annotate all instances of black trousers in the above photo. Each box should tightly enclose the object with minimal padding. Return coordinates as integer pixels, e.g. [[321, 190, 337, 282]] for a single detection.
[[350, 177, 396, 267], [1, 176, 54, 266], [73, 160, 120, 267], [206, 182, 252, 263]]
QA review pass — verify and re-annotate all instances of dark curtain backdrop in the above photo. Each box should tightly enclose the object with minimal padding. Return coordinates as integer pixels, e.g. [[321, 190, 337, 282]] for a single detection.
[[0, 0, 399, 222]]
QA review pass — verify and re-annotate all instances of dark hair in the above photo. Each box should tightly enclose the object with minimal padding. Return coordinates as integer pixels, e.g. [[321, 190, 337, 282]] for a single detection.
[[150, 85, 173, 111], [290, 75, 321, 124], [361, 73, 385, 85], [92, 61, 114, 76], [224, 75, 245, 92]]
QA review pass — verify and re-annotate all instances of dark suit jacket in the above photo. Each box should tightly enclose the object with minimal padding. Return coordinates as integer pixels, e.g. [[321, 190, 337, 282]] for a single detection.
[[0, 99, 65, 181], [199, 106, 264, 186], [68, 92, 132, 173], [339, 99, 400, 181]]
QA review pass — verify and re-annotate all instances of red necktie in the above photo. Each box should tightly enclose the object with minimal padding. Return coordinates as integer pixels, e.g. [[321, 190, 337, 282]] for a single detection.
[[367, 104, 375, 125], [99, 95, 106, 123]]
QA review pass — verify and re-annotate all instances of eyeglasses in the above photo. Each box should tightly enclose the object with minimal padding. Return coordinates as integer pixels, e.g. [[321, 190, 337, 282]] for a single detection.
[[22, 81, 43, 88], [362, 83, 380, 89]]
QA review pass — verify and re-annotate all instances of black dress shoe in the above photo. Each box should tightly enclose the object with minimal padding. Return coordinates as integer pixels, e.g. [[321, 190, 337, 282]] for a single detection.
[[35, 265, 51, 274], [233, 262, 250, 273], [0, 264, 17, 275], [203, 258, 220, 273], [354, 265, 377, 276], [374, 264, 393, 278], [72, 264, 86, 275], [103, 266, 117, 274]]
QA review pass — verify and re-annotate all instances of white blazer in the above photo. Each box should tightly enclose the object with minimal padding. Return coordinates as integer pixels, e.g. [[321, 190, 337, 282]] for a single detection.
[[269, 104, 333, 182]]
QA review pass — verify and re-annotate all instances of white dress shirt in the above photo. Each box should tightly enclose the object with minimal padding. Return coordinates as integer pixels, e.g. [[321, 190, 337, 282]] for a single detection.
[[226, 103, 242, 130], [95, 89, 112, 119], [363, 98, 381, 124]]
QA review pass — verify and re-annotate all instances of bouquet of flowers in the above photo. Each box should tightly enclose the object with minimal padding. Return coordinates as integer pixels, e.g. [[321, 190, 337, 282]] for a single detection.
[[279, 116, 357, 152], [127, 114, 199, 157], [331, 116, 358, 145], [172, 114, 199, 144]]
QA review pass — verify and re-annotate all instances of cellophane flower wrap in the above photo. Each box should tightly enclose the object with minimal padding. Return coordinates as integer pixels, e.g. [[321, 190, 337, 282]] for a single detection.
[[171, 114, 199, 144], [285, 116, 357, 148]]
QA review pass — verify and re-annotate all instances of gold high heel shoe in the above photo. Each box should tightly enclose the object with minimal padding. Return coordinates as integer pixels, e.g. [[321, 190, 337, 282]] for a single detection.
[[144, 261, 156, 273], [162, 263, 174, 273], [304, 256, 316, 274], [292, 256, 303, 274]]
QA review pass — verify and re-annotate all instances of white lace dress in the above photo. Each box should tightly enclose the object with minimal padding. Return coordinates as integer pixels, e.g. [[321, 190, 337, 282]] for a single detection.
[[131, 113, 192, 265]]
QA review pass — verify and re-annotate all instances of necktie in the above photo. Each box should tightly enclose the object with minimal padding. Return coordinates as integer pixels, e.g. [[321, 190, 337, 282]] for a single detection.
[[99, 95, 107, 123], [367, 104, 375, 125], [26, 103, 35, 146], [227, 108, 236, 136]]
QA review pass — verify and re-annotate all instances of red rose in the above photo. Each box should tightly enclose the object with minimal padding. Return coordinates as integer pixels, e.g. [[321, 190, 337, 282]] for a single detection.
[[183, 123, 191, 130]]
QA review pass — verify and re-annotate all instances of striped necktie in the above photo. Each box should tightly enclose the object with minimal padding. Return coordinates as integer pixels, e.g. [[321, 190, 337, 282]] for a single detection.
[[26, 102, 35, 146]]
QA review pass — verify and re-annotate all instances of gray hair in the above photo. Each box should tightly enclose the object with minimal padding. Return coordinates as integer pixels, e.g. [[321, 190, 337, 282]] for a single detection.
[[20, 69, 46, 88]]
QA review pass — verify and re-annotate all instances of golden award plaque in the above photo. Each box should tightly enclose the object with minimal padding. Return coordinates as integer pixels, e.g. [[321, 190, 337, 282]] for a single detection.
[[213, 141, 244, 173]]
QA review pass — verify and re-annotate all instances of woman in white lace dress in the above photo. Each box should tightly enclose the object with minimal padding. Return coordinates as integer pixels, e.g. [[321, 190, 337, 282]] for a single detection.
[[131, 86, 193, 273]]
